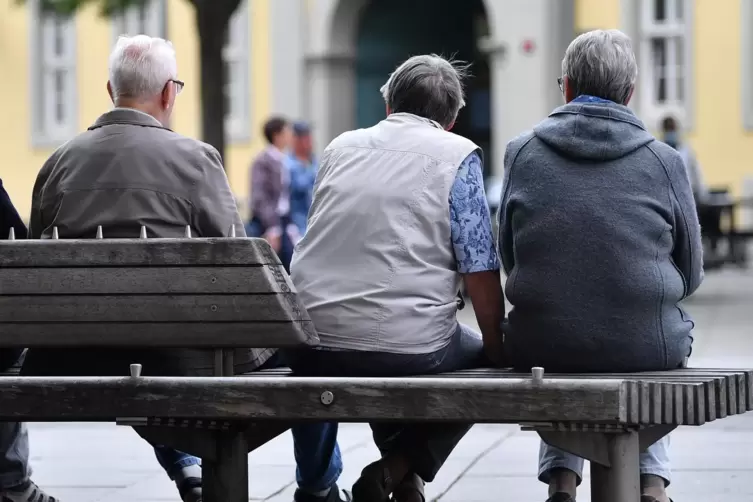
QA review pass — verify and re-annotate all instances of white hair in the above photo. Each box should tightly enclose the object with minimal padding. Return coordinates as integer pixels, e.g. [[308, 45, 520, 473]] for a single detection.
[[108, 35, 178, 100], [561, 29, 638, 105]]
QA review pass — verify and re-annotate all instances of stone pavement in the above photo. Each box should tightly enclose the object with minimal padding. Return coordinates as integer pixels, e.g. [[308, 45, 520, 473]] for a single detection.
[[25, 268, 753, 501]]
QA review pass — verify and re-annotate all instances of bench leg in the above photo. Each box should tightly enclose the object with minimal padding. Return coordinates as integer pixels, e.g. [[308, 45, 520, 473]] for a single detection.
[[202, 431, 249, 502], [590, 431, 640, 502]]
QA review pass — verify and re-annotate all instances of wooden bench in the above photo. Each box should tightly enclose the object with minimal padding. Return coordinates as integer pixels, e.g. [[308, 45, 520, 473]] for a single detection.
[[0, 232, 751, 502]]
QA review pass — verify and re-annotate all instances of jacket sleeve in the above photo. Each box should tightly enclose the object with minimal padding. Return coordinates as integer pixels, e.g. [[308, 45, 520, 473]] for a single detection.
[[0, 179, 27, 239], [27, 156, 57, 239], [250, 154, 282, 233], [498, 135, 534, 275], [668, 152, 704, 297], [192, 145, 246, 238]]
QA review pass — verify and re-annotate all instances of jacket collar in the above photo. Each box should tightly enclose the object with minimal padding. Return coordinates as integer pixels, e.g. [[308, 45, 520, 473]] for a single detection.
[[88, 107, 170, 131], [549, 99, 647, 131], [385, 112, 444, 130]]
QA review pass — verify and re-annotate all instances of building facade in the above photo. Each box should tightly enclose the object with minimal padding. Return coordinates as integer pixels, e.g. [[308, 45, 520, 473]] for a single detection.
[[1, 0, 752, 222]]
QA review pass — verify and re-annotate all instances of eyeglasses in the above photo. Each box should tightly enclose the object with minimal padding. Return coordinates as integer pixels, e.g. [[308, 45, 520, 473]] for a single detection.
[[170, 79, 185, 94], [557, 77, 564, 93]]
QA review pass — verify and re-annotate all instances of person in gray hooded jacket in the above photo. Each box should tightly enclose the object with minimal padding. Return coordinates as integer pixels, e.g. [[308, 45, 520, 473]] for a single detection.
[[498, 30, 703, 502]]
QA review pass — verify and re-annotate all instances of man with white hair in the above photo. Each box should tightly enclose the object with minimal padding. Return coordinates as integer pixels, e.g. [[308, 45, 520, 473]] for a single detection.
[[283, 54, 505, 502], [498, 29, 702, 502], [21, 35, 276, 502]]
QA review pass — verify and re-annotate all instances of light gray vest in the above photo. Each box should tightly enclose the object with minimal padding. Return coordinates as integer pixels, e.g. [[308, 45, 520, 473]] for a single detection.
[[290, 113, 479, 353]]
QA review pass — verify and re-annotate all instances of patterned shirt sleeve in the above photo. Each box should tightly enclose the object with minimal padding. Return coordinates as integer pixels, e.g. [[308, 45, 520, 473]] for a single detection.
[[449, 151, 500, 274]]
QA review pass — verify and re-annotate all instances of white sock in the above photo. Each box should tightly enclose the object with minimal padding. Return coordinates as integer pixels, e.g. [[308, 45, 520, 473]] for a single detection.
[[175, 464, 202, 484]]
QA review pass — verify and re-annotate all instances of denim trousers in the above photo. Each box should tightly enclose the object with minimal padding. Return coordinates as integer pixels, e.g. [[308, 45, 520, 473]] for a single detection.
[[538, 437, 671, 485], [282, 324, 487, 491]]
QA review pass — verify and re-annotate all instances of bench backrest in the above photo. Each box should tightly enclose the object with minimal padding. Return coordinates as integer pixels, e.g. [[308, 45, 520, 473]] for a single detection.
[[0, 232, 318, 349]]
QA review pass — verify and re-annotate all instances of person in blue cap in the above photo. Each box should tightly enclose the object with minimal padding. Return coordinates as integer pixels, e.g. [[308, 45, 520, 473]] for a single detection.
[[286, 121, 318, 237]]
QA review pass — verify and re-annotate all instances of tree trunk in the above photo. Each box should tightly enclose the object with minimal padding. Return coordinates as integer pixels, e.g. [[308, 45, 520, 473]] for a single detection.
[[193, 0, 241, 165]]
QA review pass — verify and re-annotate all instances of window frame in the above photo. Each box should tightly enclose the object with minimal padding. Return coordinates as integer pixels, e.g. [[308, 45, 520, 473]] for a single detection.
[[637, 0, 694, 130], [29, 0, 78, 148], [742, 0, 753, 129], [224, 0, 251, 143], [111, 0, 167, 43]]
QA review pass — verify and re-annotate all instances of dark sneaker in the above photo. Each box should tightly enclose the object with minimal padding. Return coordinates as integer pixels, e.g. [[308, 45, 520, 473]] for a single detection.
[[2, 479, 59, 502], [545, 494, 575, 502], [640, 497, 673, 502], [294, 484, 352, 502]]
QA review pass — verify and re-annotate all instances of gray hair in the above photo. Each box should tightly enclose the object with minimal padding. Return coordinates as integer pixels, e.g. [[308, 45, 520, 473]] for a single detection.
[[108, 35, 178, 100], [380, 54, 469, 128], [561, 29, 638, 105]]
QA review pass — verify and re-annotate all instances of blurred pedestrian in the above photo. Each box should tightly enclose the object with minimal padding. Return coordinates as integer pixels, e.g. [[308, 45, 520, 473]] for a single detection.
[[498, 29, 702, 502], [0, 179, 59, 502], [661, 116, 709, 204], [248, 117, 296, 271], [661, 116, 722, 254], [287, 121, 318, 236]]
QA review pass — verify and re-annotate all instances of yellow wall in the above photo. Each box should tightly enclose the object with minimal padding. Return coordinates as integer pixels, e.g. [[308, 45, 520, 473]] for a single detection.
[[575, 0, 620, 31], [689, 0, 752, 194], [0, 0, 269, 220], [0, 0, 54, 220]]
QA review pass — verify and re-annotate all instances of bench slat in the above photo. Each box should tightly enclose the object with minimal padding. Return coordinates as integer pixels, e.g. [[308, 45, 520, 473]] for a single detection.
[[0, 376, 628, 424], [0, 295, 307, 323], [0, 322, 316, 348], [0, 239, 278, 267], [0, 267, 289, 295]]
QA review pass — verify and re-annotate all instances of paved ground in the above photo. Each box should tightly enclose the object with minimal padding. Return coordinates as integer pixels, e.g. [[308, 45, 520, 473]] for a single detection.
[[24, 266, 753, 501]]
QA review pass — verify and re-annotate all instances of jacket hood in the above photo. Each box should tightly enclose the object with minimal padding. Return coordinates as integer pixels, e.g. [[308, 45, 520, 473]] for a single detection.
[[533, 100, 654, 162]]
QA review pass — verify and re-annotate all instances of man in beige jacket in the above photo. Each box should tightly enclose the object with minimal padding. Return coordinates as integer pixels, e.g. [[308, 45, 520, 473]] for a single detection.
[[21, 35, 277, 502]]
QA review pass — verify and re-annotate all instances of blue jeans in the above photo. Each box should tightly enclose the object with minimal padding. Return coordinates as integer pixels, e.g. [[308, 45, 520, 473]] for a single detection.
[[282, 324, 487, 491], [538, 436, 671, 485], [153, 446, 201, 480]]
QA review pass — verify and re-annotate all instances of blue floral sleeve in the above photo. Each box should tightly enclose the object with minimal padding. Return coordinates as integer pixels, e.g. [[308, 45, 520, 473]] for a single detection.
[[449, 152, 500, 274]]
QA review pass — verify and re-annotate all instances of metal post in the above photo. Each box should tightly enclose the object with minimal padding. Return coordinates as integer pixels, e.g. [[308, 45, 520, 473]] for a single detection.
[[202, 430, 249, 502], [590, 431, 640, 502]]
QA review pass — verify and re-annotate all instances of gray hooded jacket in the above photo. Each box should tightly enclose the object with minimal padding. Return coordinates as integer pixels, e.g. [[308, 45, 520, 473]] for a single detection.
[[498, 99, 703, 372]]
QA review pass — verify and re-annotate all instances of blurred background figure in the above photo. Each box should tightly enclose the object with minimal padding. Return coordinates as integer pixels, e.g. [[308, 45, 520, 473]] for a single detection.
[[247, 116, 296, 271], [661, 116, 723, 258], [287, 121, 318, 237], [661, 116, 708, 205]]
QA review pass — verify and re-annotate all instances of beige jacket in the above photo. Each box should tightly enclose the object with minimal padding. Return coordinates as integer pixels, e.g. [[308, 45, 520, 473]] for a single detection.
[[291, 113, 479, 354]]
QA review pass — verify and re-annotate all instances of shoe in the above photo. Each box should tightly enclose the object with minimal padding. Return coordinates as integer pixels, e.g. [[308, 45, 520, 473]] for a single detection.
[[1, 479, 59, 502], [545, 494, 575, 502], [640, 497, 674, 502], [294, 484, 352, 502], [391, 473, 425, 502], [178, 476, 202, 502], [351, 461, 393, 502]]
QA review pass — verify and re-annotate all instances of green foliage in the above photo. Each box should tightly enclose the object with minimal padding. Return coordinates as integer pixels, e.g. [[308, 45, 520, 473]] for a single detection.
[[17, 0, 150, 17]]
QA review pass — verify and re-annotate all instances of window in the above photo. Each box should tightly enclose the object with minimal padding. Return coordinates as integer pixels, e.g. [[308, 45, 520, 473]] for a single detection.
[[30, 2, 77, 146], [111, 0, 166, 41], [639, 0, 693, 128], [224, 0, 250, 142]]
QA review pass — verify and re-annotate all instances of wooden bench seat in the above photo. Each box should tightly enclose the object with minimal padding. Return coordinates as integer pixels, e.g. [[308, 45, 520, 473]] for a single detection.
[[1, 235, 751, 502]]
